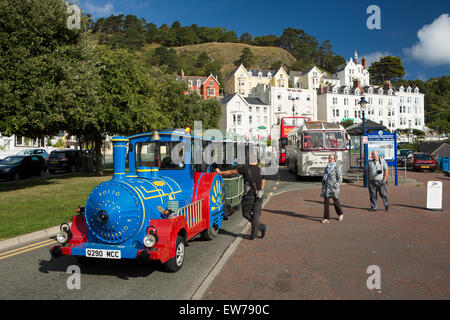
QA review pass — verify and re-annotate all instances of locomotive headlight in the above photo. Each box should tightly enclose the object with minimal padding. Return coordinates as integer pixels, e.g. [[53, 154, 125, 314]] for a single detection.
[[56, 231, 69, 244], [143, 234, 157, 248]]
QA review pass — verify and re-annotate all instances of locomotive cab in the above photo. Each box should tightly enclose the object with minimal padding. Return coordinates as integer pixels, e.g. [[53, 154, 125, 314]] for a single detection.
[[50, 129, 226, 272]]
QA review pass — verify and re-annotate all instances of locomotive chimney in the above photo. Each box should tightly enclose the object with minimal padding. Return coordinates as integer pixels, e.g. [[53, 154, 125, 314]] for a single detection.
[[111, 136, 129, 180]]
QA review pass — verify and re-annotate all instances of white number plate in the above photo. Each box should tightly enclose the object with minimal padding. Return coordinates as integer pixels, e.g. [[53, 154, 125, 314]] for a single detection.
[[85, 248, 121, 259]]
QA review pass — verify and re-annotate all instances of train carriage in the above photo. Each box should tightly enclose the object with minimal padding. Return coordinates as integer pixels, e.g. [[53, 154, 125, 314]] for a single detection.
[[50, 128, 237, 272]]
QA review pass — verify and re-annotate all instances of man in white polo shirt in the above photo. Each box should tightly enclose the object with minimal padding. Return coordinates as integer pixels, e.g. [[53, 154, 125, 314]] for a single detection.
[[367, 150, 390, 212]]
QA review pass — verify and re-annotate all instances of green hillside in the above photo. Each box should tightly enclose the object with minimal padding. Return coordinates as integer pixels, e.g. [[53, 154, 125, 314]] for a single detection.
[[173, 42, 297, 75]]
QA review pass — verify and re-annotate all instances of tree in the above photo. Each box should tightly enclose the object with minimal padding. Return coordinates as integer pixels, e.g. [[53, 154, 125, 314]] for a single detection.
[[0, 0, 92, 139], [369, 56, 405, 85], [235, 47, 256, 68], [240, 33, 254, 44], [340, 119, 354, 128]]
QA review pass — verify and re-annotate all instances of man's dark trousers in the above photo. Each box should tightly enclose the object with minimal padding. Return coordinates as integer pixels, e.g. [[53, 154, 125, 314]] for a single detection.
[[241, 193, 265, 240]]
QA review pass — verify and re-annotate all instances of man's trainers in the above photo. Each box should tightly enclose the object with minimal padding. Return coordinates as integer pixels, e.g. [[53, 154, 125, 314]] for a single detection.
[[338, 215, 344, 222], [385, 205, 390, 212], [369, 208, 378, 212], [261, 225, 268, 239], [321, 219, 330, 224]]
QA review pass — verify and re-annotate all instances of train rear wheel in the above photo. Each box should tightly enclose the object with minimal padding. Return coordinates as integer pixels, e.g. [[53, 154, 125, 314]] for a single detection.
[[164, 235, 185, 272], [200, 225, 219, 241]]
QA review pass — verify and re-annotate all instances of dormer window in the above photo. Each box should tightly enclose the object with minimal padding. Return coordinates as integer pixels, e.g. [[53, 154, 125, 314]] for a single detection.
[[355, 89, 360, 95], [368, 88, 373, 94], [196, 80, 201, 87], [388, 89, 393, 95], [399, 86, 404, 93], [344, 87, 349, 94], [378, 88, 383, 94], [267, 72, 272, 80], [407, 87, 411, 93], [248, 71, 252, 77], [258, 71, 262, 79], [414, 87, 419, 93]]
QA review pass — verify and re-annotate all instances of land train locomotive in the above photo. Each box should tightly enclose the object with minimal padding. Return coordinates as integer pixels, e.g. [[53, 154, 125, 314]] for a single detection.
[[50, 129, 236, 272]]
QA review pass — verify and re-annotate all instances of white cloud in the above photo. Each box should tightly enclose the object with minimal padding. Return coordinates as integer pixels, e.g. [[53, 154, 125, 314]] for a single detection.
[[363, 51, 392, 67], [84, 2, 115, 17], [404, 13, 450, 66]]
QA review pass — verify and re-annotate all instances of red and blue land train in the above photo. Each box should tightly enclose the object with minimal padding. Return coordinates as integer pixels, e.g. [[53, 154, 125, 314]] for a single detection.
[[50, 129, 226, 272]]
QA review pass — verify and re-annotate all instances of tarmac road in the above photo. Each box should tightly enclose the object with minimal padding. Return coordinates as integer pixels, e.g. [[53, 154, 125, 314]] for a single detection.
[[0, 166, 321, 300]]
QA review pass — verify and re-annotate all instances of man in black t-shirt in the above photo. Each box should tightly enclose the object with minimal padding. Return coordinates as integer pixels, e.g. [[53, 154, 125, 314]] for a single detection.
[[215, 161, 268, 240]]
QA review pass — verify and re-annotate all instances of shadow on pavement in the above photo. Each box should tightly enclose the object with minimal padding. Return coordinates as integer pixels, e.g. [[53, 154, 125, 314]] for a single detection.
[[263, 208, 322, 222], [218, 228, 252, 240], [303, 199, 371, 211], [391, 203, 427, 210]]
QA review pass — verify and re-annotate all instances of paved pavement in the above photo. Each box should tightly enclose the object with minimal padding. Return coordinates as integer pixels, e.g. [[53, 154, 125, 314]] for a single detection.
[[203, 170, 450, 300]]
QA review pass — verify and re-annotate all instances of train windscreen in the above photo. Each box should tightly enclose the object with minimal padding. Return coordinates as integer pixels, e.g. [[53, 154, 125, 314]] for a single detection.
[[136, 141, 185, 170]]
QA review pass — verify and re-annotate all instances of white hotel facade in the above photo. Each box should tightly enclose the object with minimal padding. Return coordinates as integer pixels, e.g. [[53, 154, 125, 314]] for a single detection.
[[219, 51, 426, 142], [316, 51, 425, 131]]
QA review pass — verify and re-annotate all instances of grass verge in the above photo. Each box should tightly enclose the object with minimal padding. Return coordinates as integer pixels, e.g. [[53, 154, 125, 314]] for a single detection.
[[0, 172, 112, 240]]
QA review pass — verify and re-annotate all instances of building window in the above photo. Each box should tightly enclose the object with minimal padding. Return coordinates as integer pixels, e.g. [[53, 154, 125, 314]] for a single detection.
[[333, 97, 338, 105], [237, 114, 242, 126], [249, 115, 252, 125]]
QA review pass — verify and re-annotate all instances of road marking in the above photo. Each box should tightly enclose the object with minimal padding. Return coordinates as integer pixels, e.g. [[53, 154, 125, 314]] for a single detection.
[[0, 239, 57, 260]]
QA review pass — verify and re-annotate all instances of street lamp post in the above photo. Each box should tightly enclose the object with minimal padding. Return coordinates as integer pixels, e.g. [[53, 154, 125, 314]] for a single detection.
[[288, 97, 296, 118], [359, 96, 368, 187]]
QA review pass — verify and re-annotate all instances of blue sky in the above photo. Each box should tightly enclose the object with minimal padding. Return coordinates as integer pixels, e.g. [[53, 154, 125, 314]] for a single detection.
[[78, 0, 450, 81]]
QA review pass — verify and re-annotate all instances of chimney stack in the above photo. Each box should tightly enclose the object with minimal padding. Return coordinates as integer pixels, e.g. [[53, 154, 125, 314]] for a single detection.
[[181, 69, 185, 79], [384, 80, 392, 90], [362, 57, 367, 70]]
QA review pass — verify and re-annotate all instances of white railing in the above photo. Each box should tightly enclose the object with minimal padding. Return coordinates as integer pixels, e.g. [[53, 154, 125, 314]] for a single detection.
[[176, 199, 203, 228]]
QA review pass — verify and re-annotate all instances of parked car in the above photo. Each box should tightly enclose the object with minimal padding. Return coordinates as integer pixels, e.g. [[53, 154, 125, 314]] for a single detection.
[[47, 149, 82, 174], [397, 149, 415, 166], [16, 148, 49, 160], [0, 155, 47, 180], [406, 153, 437, 172]]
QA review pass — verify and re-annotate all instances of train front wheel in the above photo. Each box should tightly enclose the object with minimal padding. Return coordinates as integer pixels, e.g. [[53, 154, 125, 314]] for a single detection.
[[164, 235, 185, 272]]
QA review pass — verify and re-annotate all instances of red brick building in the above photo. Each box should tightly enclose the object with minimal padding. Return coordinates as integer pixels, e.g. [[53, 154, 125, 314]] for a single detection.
[[179, 70, 220, 100]]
